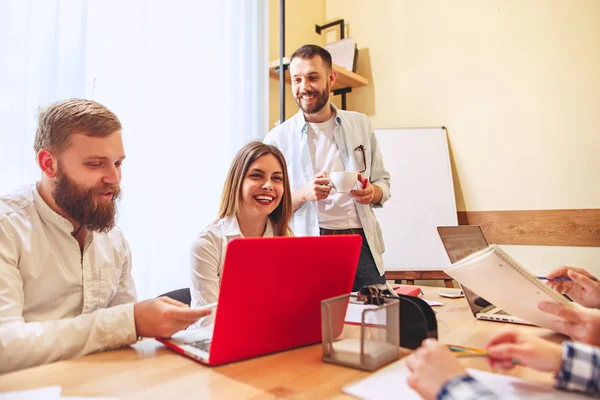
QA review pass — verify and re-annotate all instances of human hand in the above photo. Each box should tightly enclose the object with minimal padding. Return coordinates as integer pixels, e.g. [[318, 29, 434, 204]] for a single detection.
[[546, 267, 600, 308], [302, 171, 331, 202], [406, 339, 468, 400], [133, 297, 212, 338], [350, 173, 374, 204], [486, 328, 562, 372], [539, 301, 600, 346]]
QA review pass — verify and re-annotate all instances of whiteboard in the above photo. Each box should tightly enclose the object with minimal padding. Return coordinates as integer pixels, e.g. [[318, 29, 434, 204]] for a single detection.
[[374, 128, 457, 271]]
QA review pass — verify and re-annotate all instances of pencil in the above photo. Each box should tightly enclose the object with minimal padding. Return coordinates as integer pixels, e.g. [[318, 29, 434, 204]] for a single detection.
[[448, 345, 519, 364], [453, 352, 489, 358], [447, 344, 487, 354]]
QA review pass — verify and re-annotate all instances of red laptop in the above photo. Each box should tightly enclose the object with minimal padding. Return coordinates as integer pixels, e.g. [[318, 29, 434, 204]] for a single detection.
[[158, 235, 361, 365]]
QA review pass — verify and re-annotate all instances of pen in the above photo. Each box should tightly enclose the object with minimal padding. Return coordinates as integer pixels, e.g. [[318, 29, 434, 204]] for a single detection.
[[537, 277, 572, 282], [537, 276, 598, 282]]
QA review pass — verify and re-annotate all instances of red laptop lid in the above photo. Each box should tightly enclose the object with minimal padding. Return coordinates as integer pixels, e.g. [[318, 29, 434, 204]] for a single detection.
[[208, 235, 361, 365]]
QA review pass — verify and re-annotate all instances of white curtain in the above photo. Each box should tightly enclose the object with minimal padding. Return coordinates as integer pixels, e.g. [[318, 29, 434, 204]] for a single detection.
[[0, 0, 89, 190], [0, 0, 269, 300]]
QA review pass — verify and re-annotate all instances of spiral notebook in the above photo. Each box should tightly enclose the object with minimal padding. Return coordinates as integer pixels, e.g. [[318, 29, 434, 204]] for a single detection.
[[444, 245, 580, 329]]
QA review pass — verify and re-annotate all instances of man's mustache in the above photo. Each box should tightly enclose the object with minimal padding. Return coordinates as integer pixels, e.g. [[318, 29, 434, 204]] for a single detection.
[[93, 185, 121, 198], [299, 90, 319, 98]]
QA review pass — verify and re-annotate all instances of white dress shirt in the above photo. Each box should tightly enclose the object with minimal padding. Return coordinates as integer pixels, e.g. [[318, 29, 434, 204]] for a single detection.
[[0, 184, 138, 374], [190, 214, 274, 326]]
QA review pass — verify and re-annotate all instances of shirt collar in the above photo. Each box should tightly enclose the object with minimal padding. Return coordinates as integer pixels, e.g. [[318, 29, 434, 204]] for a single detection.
[[294, 102, 343, 136], [222, 214, 275, 238], [32, 183, 76, 234], [222, 214, 243, 237]]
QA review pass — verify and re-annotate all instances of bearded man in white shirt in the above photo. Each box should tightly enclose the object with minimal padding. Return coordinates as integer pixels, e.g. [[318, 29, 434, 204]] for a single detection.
[[265, 45, 391, 291], [0, 99, 211, 374]]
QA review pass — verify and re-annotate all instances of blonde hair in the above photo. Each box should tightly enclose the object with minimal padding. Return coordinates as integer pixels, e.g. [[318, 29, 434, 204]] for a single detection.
[[219, 141, 292, 237], [34, 99, 121, 154]]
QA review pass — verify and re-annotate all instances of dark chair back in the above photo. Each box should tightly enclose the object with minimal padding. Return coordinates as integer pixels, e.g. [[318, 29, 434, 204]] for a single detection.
[[159, 288, 191, 306]]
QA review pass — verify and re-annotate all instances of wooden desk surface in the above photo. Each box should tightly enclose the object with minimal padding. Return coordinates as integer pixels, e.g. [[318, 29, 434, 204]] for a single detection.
[[0, 286, 564, 399]]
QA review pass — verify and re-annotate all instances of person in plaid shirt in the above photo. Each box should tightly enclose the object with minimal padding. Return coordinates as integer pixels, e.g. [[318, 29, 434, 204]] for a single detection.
[[407, 331, 600, 399], [406, 265, 600, 399]]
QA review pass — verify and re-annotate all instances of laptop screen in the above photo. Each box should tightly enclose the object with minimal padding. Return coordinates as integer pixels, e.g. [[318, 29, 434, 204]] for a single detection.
[[437, 225, 489, 263], [437, 226, 491, 315]]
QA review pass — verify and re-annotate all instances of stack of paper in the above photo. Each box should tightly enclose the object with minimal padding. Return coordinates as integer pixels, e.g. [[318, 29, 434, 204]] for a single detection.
[[325, 38, 358, 72]]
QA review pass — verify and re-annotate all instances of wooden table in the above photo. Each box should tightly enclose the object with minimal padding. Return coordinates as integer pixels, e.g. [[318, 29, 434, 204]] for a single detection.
[[0, 286, 564, 399]]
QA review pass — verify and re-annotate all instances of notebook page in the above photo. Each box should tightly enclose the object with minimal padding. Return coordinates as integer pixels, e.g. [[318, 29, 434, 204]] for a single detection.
[[444, 246, 578, 329], [342, 364, 589, 400]]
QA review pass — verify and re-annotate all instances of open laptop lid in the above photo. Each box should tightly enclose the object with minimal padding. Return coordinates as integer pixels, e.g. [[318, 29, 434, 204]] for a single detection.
[[208, 235, 361, 365], [437, 226, 489, 264], [437, 226, 491, 316]]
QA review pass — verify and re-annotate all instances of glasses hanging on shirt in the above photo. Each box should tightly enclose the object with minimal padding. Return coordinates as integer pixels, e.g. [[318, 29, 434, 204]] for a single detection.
[[354, 145, 367, 173]]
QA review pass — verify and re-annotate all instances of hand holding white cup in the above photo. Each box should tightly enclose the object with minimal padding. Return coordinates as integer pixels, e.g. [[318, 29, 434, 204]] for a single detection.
[[329, 172, 358, 193]]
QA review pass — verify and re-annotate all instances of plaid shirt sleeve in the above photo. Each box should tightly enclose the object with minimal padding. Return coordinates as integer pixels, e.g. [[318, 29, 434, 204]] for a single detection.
[[437, 375, 499, 400], [555, 341, 600, 395]]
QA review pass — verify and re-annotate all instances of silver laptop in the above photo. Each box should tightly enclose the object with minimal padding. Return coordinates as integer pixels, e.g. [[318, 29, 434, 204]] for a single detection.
[[437, 226, 531, 325]]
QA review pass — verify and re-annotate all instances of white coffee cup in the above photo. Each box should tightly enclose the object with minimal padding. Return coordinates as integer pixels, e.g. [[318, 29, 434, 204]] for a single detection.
[[329, 172, 358, 193]]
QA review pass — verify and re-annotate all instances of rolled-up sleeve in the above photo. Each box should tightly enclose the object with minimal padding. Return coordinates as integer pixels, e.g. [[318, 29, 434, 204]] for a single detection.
[[367, 120, 391, 207]]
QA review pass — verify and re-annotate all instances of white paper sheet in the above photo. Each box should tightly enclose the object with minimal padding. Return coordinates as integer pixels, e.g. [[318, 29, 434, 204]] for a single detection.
[[424, 299, 444, 307], [324, 38, 356, 71], [0, 386, 119, 400], [0, 386, 60, 400], [343, 363, 590, 399], [344, 303, 385, 326]]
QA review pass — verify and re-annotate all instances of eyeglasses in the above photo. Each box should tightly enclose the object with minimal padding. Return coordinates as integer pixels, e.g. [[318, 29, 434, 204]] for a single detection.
[[354, 145, 367, 173]]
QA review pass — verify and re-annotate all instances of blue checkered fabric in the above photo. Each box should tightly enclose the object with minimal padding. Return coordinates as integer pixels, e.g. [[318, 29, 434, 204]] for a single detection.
[[437, 375, 498, 400], [556, 341, 600, 395]]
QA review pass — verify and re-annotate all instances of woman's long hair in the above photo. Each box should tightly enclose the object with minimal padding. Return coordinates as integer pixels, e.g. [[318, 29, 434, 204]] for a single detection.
[[218, 141, 292, 236]]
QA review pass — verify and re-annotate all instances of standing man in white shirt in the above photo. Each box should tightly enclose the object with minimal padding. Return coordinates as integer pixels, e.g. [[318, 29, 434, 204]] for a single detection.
[[265, 45, 391, 291], [0, 99, 211, 374]]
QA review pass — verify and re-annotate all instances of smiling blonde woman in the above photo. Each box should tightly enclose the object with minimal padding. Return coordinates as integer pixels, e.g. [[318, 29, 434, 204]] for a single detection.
[[190, 141, 293, 325]]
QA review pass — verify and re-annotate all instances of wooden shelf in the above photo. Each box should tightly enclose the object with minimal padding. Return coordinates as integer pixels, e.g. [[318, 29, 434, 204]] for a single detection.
[[269, 57, 368, 91]]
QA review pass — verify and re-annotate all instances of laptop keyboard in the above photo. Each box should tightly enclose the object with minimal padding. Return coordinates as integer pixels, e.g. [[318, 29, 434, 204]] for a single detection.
[[494, 309, 510, 316], [188, 338, 212, 353]]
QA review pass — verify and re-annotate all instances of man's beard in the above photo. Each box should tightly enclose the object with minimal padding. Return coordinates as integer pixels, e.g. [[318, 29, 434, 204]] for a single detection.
[[52, 169, 121, 233], [295, 82, 330, 115]]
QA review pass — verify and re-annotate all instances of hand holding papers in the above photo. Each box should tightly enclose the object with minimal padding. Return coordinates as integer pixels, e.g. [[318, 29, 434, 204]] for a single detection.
[[444, 245, 581, 329]]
